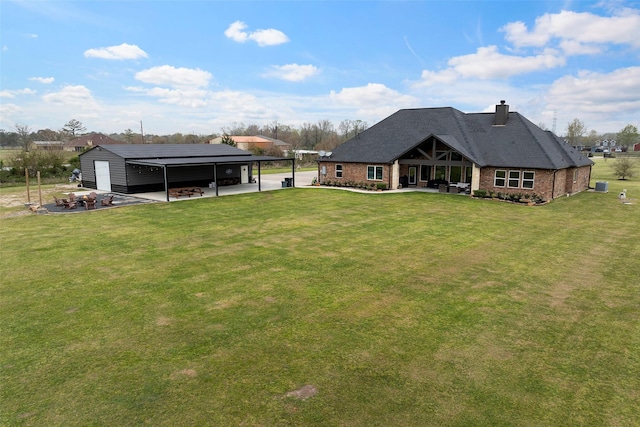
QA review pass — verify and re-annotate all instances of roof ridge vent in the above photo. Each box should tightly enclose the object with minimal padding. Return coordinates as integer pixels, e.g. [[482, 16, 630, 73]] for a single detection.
[[494, 100, 509, 126]]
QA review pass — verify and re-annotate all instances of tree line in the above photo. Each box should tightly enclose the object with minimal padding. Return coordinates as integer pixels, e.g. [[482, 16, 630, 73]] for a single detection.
[[0, 118, 369, 153], [563, 119, 638, 150]]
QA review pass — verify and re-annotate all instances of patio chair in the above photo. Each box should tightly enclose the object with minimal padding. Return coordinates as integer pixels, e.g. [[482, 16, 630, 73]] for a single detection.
[[62, 199, 77, 210], [85, 198, 97, 210], [68, 193, 77, 202], [53, 196, 65, 207], [101, 195, 114, 206], [88, 192, 98, 200]]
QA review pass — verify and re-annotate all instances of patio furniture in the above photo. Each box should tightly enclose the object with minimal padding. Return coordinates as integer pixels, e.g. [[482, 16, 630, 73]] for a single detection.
[[53, 196, 65, 207], [62, 199, 77, 209], [85, 198, 97, 210], [101, 195, 114, 206], [168, 187, 204, 198]]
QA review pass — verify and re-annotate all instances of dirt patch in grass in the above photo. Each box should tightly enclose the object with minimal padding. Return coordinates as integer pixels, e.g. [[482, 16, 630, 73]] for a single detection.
[[156, 316, 172, 326], [284, 384, 318, 400], [0, 183, 78, 208], [170, 369, 198, 380]]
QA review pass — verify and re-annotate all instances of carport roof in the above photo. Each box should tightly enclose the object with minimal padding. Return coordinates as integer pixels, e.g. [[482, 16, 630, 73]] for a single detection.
[[126, 155, 288, 167]]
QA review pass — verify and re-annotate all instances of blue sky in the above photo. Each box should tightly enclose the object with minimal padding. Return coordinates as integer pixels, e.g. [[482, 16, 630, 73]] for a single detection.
[[1, 0, 639, 136]]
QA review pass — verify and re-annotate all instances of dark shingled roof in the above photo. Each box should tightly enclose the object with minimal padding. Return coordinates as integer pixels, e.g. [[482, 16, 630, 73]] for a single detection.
[[326, 107, 592, 170], [90, 143, 250, 159]]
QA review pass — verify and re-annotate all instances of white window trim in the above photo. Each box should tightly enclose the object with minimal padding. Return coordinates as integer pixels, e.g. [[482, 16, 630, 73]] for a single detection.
[[335, 164, 343, 178], [523, 171, 535, 189], [508, 170, 521, 188], [494, 170, 506, 187], [367, 165, 383, 181]]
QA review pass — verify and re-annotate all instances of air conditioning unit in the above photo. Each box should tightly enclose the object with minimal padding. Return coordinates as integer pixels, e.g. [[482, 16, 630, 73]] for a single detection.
[[595, 181, 608, 192]]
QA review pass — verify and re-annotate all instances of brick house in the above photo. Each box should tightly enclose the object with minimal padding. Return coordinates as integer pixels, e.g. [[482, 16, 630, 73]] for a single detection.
[[65, 133, 120, 152], [210, 135, 290, 154], [317, 101, 593, 200]]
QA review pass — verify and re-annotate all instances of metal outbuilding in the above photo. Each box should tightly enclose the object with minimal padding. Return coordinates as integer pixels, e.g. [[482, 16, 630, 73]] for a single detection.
[[79, 144, 294, 201]]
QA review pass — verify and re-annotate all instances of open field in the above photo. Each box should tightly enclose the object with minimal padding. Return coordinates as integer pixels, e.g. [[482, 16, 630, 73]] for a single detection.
[[1, 159, 639, 426]]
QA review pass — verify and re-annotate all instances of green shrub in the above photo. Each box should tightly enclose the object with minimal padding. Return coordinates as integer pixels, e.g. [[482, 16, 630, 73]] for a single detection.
[[376, 183, 387, 190], [473, 189, 487, 198]]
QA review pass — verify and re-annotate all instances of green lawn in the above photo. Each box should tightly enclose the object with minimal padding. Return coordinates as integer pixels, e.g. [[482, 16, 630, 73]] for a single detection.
[[1, 159, 639, 426]]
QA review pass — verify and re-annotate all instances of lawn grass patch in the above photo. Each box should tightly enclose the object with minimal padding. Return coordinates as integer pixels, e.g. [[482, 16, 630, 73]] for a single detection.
[[1, 159, 639, 425]]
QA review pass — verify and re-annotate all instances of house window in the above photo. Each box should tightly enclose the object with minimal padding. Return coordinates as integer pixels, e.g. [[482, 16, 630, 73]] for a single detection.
[[508, 170, 521, 188], [464, 166, 472, 183], [494, 170, 506, 187], [450, 166, 462, 183], [367, 165, 383, 180], [523, 171, 535, 189], [335, 164, 343, 178], [573, 169, 578, 183], [450, 152, 463, 161], [435, 165, 446, 180], [420, 165, 431, 181]]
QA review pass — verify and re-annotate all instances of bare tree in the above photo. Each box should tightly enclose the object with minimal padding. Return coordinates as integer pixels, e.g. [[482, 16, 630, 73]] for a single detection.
[[14, 123, 32, 151], [565, 118, 587, 146], [62, 119, 86, 138]]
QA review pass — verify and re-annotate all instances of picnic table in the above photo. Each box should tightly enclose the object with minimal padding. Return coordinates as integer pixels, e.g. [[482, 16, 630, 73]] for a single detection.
[[168, 187, 205, 198]]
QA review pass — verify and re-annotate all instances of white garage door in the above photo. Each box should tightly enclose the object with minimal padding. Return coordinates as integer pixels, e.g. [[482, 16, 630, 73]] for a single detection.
[[94, 161, 112, 191]]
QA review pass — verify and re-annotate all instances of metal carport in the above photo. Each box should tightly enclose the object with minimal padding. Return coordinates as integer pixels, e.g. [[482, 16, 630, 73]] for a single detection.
[[126, 155, 294, 201]]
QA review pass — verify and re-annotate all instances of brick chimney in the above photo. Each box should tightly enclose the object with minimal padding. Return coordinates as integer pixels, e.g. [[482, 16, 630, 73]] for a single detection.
[[494, 100, 509, 126]]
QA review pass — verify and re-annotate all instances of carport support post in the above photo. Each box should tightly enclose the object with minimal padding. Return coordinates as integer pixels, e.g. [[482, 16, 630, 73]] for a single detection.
[[291, 158, 295, 187], [258, 162, 262, 192], [214, 163, 219, 196], [163, 166, 169, 202]]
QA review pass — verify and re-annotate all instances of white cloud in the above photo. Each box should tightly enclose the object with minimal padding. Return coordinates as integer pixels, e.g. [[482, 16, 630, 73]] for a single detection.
[[29, 77, 55, 84], [0, 103, 23, 117], [418, 46, 565, 84], [84, 43, 148, 60], [264, 64, 319, 82], [224, 20, 289, 46], [42, 85, 99, 109], [142, 87, 209, 108], [501, 9, 640, 53], [329, 83, 420, 118], [546, 66, 640, 110], [0, 88, 37, 98], [135, 65, 212, 88]]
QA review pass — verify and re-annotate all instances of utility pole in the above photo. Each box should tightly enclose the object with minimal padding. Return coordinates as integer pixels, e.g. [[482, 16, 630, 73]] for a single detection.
[[140, 120, 145, 144]]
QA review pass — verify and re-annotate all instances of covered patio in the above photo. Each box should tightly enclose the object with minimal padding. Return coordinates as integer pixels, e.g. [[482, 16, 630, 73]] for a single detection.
[[126, 155, 296, 201]]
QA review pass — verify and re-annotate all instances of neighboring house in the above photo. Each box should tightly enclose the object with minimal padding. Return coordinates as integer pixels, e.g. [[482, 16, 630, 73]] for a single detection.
[[210, 135, 290, 154], [79, 144, 291, 201], [32, 140, 64, 151], [634, 143, 640, 152], [317, 101, 593, 200], [65, 133, 120, 152]]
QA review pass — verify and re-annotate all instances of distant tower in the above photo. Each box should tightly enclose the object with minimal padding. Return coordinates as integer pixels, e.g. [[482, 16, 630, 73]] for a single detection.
[[552, 111, 557, 134]]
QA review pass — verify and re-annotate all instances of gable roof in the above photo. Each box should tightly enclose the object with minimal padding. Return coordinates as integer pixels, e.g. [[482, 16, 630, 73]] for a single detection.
[[82, 143, 251, 160], [66, 133, 120, 148], [326, 107, 592, 170]]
